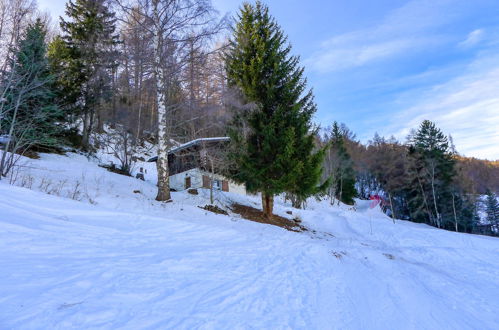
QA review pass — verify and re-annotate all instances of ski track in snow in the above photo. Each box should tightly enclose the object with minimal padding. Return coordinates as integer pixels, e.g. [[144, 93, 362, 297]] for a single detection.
[[0, 152, 498, 329]]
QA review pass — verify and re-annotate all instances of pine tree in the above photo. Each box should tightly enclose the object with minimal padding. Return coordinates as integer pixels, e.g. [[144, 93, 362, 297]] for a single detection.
[[225, 1, 324, 217], [57, 0, 119, 150], [326, 122, 356, 205], [407, 120, 456, 228]]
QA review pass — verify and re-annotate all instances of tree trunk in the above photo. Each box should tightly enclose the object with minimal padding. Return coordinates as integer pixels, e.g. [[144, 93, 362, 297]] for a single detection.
[[452, 194, 458, 232], [339, 175, 343, 205], [0, 94, 22, 177], [153, 0, 171, 201], [262, 192, 274, 219], [153, 0, 171, 202], [155, 152, 171, 201], [388, 192, 396, 224], [210, 158, 214, 204], [291, 197, 302, 209], [430, 165, 441, 228], [136, 96, 142, 138], [81, 110, 90, 150], [96, 107, 104, 133], [417, 174, 434, 226]]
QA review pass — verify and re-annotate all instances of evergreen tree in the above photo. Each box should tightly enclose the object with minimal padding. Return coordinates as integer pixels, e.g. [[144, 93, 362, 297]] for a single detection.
[[407, 120, 456, 228], [47, 36, 74, 114], [57, 0, 119, 150], [485, 190, 499, 228], [1, 19, 61, 150], [225, 1, 324, 217], [326, 122, 356, 205], [286, 130, 327, 209]]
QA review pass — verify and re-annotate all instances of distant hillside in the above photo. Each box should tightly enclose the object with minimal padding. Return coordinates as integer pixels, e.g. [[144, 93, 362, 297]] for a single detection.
[[457, 157, 499, 194]]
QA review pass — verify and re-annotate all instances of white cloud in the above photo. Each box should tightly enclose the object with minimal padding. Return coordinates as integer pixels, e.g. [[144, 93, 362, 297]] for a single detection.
[[308, 36, 440, 73], [459, 29, 484, 48], [387, 57, 499, 160], [306, 0, 467, 73]]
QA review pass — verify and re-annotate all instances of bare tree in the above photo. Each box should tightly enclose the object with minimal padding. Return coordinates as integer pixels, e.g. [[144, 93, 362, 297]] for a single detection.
[[115, 0, 224, 201], [0, 0, 36, 72], [200, 139, 233, 204], [97, 125, 137, 175]]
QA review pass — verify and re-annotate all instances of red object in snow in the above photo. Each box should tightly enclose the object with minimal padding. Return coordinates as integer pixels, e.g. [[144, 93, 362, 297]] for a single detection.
[[369, 195, 382, 209]]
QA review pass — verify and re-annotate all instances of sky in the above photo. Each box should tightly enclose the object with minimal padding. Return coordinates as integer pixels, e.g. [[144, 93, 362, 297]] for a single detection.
[[38, 0, 499, 160]]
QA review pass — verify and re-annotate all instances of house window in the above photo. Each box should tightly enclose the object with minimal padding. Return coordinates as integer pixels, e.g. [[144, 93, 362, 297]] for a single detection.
[[212, 179, 222, 190]]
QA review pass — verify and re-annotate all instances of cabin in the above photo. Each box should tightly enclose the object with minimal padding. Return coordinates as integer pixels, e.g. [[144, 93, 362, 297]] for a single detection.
[[148, 137, 246, 195]]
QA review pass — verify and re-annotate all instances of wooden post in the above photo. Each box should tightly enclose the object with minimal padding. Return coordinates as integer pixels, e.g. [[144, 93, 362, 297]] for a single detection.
[[389, 192, 396, 224], [452, 194, 458, 232]]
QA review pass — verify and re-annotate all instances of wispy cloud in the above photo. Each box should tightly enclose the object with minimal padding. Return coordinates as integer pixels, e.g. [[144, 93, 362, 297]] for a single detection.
[[306, 0, 468, 73], [307, 0, 499, 159], [459, 29, 485, 48], [387, 55, 499, 160], [308, 36, 439, 73]]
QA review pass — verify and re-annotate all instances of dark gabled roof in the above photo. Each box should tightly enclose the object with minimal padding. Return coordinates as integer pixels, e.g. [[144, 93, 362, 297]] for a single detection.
[[147, 137, 230, 162]]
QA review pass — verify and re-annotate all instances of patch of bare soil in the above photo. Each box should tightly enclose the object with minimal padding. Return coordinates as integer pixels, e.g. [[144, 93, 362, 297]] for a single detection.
[[199, 204, 229, 215], [230, 203, 307, 232]]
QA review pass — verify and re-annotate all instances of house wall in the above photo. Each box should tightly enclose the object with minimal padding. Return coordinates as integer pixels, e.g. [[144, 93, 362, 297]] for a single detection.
[[168, 168, 246, 195], [228, 180, 246, 195], [169, 168, 204, 191]]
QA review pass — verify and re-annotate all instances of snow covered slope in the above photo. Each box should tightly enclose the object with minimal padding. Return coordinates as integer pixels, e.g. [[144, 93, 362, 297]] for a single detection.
[[0, 153, 498, 329]]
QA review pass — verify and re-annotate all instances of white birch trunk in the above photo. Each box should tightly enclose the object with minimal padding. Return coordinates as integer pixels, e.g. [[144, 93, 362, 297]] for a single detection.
[[153, 0, 171, 202], [430, 163, 441, 228], [389, 192, 396, 224]]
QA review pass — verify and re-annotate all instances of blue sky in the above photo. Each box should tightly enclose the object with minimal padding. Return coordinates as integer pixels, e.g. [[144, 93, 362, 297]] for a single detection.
[[39, 0, 499, 160]]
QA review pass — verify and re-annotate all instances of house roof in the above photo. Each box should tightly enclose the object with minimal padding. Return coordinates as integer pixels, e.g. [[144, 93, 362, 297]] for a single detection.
[[147, 137, 230, 162]]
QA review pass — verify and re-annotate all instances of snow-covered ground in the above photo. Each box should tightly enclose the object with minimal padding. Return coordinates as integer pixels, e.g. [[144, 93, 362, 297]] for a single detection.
[[1, 152, 498, 329]]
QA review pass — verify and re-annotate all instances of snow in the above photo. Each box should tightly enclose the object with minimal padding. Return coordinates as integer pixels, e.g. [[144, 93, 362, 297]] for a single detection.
[[1, 152, 499, 329], [169, 136, 230, 153], [147, 136, 230, 162]]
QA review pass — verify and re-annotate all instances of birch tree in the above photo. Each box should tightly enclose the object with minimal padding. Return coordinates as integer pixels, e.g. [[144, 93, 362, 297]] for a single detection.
[[116, 0, 223, 201], [0, 0, 36, 72]]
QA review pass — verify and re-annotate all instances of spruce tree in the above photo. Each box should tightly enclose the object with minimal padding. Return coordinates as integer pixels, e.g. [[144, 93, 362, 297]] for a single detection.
[[47, 36, 74, 117], [225, 1, 324, 217], [407, 120, 456, 228], [1, 19, 61, 151], [327, 122, 356, 205], [58, 0, 119, 150]]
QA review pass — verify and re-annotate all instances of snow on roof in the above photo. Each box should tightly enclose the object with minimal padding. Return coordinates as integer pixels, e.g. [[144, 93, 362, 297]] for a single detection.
[[148, 137, 230, 162], [170, 137, 230, 154]]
